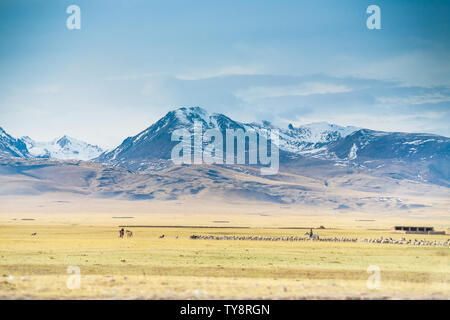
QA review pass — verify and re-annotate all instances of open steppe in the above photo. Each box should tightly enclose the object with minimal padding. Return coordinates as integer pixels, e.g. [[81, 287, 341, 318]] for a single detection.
[[0, 197, 448, 299]]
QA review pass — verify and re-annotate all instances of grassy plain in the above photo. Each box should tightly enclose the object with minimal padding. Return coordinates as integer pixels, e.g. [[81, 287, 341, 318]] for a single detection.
[[0, 211, 448, 299]]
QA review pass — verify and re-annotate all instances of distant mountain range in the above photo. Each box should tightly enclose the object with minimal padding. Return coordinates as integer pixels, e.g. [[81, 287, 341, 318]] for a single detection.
[[94, 107, 449, 186], [0, 129, 103, 161], [95, 107, 362, 170], [21, 136, 103, 161], [1, 107, 449, 186]]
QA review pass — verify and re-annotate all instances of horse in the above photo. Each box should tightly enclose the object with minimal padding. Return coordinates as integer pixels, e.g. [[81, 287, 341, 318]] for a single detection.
[[305, 229, 319, 239], [126, 230, 133, 238]]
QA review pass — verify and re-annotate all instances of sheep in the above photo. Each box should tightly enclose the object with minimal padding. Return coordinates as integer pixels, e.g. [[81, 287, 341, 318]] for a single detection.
[[186, 234, 447, 246]]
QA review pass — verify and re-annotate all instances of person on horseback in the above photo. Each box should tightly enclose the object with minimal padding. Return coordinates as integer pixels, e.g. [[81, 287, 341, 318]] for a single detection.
[[309, 228, 313, 238]]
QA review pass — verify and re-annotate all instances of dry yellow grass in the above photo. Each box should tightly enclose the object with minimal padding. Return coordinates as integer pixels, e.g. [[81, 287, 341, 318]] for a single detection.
[[0, 195, 448, 299], [0, 220, 448, 299]]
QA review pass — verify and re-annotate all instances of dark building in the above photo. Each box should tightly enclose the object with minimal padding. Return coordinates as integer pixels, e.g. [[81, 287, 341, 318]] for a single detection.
[[394, 226, 434, 232], [393, 226, 446, 235]]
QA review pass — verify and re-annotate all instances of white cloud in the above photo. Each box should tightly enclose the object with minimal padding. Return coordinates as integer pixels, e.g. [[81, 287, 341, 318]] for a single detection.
[[2, 72, 449, 147], [234, 82, 353, 101], [344, 50, 450, 87], [377, 92, 450, 106], [176, 65, 264, 80]]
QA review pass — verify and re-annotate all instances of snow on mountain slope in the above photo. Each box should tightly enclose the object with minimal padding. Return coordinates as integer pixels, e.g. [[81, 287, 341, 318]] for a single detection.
[[2, 107, 449, 187], [94, 106, 450, 188], [0, 127, 30, 158], [247, 121, 359, 156], [328, 129, 450, 162], [22, 136, 104, 161], [96, 107, 361, 169], [289, 122, 359, 144]]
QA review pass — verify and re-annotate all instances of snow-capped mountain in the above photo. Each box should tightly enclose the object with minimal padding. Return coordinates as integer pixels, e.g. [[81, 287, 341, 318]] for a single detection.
[[95, 106, 298, 169], [250, 121, 359, 156], [3, 107, 449, 186], [96, 107, 228, 170], [0, 127, 31, 158], [323, 128, 450, 186], [287, 122, 359, 144], [94, 107, 450, 186], [328, 129, 450, 162], [22, 136, 104, 161], [97, 106, 447, 167]]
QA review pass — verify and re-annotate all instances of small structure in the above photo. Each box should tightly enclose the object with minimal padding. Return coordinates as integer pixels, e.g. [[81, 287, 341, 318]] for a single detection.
[[393, 226, 445, 235], [394, 226, 433, 232]]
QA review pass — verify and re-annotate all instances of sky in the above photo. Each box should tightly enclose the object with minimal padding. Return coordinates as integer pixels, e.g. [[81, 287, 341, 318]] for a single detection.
[[0, 0, 449, 148]]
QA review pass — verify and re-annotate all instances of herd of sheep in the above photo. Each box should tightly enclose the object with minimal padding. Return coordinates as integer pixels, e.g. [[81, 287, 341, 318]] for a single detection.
[[189, 234, 450, 246]]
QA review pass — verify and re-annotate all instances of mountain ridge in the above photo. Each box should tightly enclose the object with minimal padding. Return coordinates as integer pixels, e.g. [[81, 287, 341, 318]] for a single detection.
[[95, 107, 364, 169], [21, 135, 104, 161], [94, 107, 449, 179], [0, 126, 31, 158], [1, 107, 449, 187]]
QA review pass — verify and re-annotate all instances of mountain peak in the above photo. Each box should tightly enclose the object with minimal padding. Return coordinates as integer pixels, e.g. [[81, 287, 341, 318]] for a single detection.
[[0, 127, 7, 138], [261, 120, 274, 128], [56, 135, 72, 148], [176, 106, 207, 114], [283, 122, 360, 144], [172, 106, 210, 125], [0, 126, 13, 139], [0, 127, 30, 158], [22, 136, 103, 161]]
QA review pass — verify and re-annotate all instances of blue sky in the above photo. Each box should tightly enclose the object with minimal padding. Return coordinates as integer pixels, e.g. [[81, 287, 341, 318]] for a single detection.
[[0, 0, 449, 147]]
